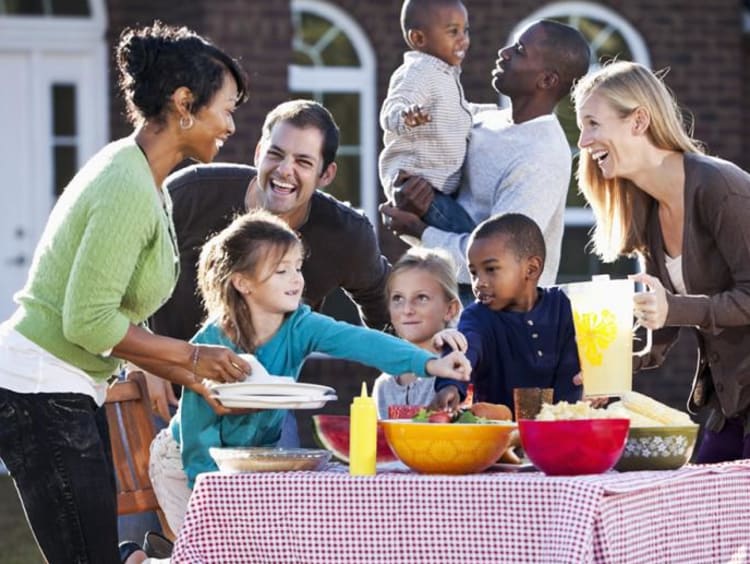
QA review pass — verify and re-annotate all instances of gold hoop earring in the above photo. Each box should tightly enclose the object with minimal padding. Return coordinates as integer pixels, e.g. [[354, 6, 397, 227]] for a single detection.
[[180, 115, 194, 130]]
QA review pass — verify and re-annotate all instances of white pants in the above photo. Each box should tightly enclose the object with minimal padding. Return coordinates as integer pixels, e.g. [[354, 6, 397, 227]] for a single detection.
[[149, 428, 191, 535]]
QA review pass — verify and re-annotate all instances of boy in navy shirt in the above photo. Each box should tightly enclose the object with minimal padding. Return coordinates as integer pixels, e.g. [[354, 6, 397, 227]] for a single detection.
[[432, 213, 582, 413]]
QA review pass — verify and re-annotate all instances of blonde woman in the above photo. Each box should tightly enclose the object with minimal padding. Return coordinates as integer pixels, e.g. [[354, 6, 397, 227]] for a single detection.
[[573, 61, 750, 462]]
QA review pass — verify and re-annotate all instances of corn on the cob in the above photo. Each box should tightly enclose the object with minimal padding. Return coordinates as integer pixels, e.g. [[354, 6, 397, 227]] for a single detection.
[[620, 391, 693, 426], [605, 401, 661, 427]]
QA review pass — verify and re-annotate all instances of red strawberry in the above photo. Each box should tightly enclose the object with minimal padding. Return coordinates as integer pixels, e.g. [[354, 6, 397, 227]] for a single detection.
[[427, 411, 453, 424]]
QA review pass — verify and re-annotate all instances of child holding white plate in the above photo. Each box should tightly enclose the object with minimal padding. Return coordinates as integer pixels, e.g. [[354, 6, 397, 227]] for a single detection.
[[149, 210, 471, 533]]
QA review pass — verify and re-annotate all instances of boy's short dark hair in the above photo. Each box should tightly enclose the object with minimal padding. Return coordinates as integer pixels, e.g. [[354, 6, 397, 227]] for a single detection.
[[400, 0, 463, 36], [261, 99, 340, 174], [471, 213, 547, 264]]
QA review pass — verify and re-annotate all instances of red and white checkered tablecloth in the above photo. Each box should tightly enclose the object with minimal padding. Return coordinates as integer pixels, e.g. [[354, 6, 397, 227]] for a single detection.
[[171, 461, 750, 564]]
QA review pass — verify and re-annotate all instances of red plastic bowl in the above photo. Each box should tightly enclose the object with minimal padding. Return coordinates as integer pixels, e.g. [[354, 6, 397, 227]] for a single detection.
[[518, 418, 630, 476]]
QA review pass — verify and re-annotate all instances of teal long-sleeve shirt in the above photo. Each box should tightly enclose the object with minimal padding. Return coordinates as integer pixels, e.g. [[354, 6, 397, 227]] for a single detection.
[[172, 305, 436, 487]]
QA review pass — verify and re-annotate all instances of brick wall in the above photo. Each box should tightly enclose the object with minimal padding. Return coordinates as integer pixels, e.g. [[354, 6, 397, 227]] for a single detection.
[[105, 2, 292, 166]]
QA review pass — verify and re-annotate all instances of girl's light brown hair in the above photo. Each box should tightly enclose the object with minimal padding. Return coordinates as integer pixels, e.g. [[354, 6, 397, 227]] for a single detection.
[[197, 209, 301, 352], [572, 61, 703, 261], [387, 247, 461, 326]]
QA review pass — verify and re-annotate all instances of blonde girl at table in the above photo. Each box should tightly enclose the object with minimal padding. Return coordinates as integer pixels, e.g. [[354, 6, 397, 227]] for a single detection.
[[372, 248, 467, 418], [0, 22, 250, 564], [149, 210, 471, 533], [573, 61, 750, 462]]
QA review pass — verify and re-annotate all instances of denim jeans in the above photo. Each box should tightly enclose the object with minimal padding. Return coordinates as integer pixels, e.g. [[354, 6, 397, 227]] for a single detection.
[[422, 191, 476, 234], [0, 388, 120, 564]]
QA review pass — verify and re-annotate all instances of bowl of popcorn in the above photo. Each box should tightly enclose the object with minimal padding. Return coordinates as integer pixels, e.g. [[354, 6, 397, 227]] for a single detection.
[[517, 401, 630, 476], [607, 392, 699, 472]]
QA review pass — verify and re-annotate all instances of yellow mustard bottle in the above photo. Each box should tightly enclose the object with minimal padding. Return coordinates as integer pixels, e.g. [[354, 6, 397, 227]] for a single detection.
[[349, 381, 377, 476]]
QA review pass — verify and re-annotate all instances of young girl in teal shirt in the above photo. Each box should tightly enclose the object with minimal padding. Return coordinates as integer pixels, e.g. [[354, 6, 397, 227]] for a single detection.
[[150, 209, 471, 532]]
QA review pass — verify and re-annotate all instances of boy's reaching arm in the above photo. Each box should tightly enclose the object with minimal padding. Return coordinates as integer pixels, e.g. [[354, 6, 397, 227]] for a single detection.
[[432, 310, 483, 405], [432, 329, 468, 353], [430, 385, 462, 411]]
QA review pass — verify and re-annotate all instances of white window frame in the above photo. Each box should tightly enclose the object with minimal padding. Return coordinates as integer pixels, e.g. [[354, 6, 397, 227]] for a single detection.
[[0, 0, 109, 180], [288, 0, 378, 225], [0, 0, 108, 319]]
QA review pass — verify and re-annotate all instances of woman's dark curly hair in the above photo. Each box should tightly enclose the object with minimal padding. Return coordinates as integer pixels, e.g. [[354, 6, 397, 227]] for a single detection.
[[116, 20, 248, 126]]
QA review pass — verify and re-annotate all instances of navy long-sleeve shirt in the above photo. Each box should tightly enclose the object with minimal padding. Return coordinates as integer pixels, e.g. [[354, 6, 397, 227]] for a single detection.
[[436, 287, 582, 413]]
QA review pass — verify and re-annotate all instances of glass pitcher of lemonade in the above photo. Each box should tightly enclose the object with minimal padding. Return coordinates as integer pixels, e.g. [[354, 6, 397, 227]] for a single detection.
[[559, 275, 652, 396]]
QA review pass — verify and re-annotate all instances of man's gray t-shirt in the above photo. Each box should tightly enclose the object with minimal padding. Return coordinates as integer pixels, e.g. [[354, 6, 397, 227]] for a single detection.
[[422, 108, 572, 286]]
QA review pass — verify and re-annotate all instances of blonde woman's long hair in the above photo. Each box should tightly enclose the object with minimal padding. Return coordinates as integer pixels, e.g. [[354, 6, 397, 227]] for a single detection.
[[197, 209, 301, 352], [387, 247, 461, 328], [572, 61, 704, 261]]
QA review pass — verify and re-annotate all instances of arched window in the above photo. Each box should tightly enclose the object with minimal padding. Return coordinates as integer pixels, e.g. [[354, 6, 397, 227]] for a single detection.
[[0, 0, 90, 15], [510, 3, 650, 281], [289, 0, 378, 224], [0, 0, 108, 319]]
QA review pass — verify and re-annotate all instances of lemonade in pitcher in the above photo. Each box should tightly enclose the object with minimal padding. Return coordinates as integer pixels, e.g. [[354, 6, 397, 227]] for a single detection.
[[560, 276, 651, 396]]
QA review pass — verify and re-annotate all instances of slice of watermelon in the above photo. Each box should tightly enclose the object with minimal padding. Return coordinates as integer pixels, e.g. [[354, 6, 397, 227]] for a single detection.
[[387, 404, 424, 419], [312, 414, 397, 464]]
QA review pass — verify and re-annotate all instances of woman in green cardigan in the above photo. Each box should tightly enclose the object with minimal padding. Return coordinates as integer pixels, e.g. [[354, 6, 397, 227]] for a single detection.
[[0, 21, 250, 564]]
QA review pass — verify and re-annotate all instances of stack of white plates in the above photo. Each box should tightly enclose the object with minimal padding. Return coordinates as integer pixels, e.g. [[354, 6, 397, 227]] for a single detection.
[[211, 380, 337, 409], [211, 355, 337, 409]]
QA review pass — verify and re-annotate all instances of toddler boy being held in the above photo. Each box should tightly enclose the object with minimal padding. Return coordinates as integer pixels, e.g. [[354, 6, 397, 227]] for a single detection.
[[379, 0, 489, 234]]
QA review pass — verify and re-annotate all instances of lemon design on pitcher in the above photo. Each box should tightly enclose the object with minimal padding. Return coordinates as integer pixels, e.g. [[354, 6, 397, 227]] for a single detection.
[[573, 309, 617, 366]]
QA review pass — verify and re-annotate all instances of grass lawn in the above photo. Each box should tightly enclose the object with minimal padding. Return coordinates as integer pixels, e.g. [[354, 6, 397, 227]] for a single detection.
[[0, 475, 44, 564]]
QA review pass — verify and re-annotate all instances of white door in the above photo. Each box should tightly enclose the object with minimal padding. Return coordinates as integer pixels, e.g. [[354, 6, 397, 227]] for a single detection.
[[0, 49, 106, 321], [0, 51, 36, 321]]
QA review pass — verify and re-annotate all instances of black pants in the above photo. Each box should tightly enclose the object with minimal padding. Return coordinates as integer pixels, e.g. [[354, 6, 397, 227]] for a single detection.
[[0, 388, 120, 564]]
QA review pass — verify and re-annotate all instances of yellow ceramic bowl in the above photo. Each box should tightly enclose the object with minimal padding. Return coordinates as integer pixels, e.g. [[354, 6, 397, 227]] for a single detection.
[[380, 419, 517, 474]]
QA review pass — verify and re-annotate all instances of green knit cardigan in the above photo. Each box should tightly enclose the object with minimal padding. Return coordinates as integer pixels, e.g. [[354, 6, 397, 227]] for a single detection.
[[12, 136, 179, 382]]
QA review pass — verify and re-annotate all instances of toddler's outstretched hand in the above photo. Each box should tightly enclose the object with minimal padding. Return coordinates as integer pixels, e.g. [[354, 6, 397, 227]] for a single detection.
[[402, 104, 431, 127], [432, 329, 467, 353], [428, 386, 461, 412], [426, 351, 471, 381]]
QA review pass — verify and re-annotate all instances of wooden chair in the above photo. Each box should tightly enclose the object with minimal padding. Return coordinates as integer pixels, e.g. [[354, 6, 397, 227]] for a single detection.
[[104, 371, 174, 539]]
